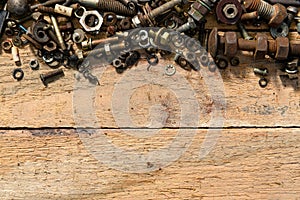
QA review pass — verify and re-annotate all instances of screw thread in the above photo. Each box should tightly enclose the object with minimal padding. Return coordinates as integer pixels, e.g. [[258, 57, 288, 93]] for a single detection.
[[246, 0, 274, 20], [37, 5, 55, 13], [98, 0, 136, 16], [148, 0, 182, 19]]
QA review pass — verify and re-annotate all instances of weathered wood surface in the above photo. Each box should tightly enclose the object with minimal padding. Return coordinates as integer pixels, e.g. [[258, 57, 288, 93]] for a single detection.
[[0, 129, 299, 199], [0, 14, 299, 199], [0, 45, 299, 128]]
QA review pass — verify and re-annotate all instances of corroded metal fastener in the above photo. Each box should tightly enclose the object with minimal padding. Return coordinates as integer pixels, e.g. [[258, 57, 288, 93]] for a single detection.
[[40, 69, 65, 86], [244, 0, 287, 27]]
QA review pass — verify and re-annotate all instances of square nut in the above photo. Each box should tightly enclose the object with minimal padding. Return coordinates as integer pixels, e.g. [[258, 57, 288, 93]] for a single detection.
[[275, 37, 289, 60], [254, 33, 268, 60], [224, 32, 237, 57]]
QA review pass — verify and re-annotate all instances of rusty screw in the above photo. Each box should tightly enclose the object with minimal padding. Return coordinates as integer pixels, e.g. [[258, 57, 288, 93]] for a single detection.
[[244, 0, 287, 27], [40, 69, 65, 86]]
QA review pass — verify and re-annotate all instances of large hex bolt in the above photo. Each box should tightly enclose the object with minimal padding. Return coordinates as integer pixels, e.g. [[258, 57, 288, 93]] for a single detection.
[[244, 0, 287, 27]]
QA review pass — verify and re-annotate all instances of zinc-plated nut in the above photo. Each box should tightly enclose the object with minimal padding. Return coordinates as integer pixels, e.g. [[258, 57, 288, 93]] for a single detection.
[[1, 40, 13, 51], [223, 4, 238, 19], [29, 59, 39, 70], [79, 10, 103, 32], [112, 58, 124, 68]]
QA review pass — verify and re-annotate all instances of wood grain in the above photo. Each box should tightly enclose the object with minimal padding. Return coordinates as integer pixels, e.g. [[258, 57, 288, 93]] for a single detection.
[[0, 128, 299, 199], [0, 45, 299, 128], [0, 12, 299, 199]]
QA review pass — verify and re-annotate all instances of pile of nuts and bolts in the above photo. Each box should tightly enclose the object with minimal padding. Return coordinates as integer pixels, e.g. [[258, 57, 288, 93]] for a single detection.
[[0, 0, 299, 88]]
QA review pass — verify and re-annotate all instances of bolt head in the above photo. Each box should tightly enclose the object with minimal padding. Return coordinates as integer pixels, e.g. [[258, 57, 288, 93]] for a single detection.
[[269, 4, 287, 28]]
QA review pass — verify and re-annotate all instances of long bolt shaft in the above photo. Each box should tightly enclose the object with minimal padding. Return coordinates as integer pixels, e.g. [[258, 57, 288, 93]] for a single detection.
[[50, 15, 66, 50], [148, 0, 182, 19]]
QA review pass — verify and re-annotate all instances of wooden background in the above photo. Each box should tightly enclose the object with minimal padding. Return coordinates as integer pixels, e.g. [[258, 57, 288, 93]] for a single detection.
[[0, 15, 300, 199]]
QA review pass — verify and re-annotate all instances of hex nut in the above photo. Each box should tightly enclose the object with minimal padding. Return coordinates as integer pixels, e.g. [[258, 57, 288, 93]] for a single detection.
[[269, 4, 287, 27], [1, 40, 13, 52], [254, 33, 268, 59], [79, 10, 103, 32], [120, 18, 131, 30], [29, 59, 39, 70], [275, 37, 289, 60], [43, 41, 57, 52], [224, 32, 237, 57]]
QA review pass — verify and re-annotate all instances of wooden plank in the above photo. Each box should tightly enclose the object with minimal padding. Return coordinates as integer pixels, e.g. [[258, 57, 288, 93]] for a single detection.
[[0, 128, 299, 199], [0, 45, 299, 128]]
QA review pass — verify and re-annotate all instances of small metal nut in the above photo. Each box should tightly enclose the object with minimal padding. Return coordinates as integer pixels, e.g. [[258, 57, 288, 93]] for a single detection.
[[79, 10, 103, 32], [29, 59, 39, 70], [1, 40, 13, 52], [259, 77, 268, 88], [103, 12, 117, 26], [223, 4, 238, 19], [12, 68, 24, 81], [43, 41, 57, 52], [119, 17, 131, 30], [112, 58, 124, 68], [270, 22, 289, 39]]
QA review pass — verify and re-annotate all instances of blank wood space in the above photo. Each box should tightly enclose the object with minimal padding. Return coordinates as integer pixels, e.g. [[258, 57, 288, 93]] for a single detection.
[[0, 129, 299, 199]]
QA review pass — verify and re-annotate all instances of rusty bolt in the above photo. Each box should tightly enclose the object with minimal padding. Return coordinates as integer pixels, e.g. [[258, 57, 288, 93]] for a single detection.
[[244, 0, 287, 27]]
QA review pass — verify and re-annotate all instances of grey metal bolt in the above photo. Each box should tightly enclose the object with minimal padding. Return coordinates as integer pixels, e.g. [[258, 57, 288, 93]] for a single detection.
[[40, 69, 65, 86], [176, 18, 196, 33], [237, 22, 253, 40], [148, 0, 182, 20], [254, 67, 268, 76], [50, 15, 66, 50]]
